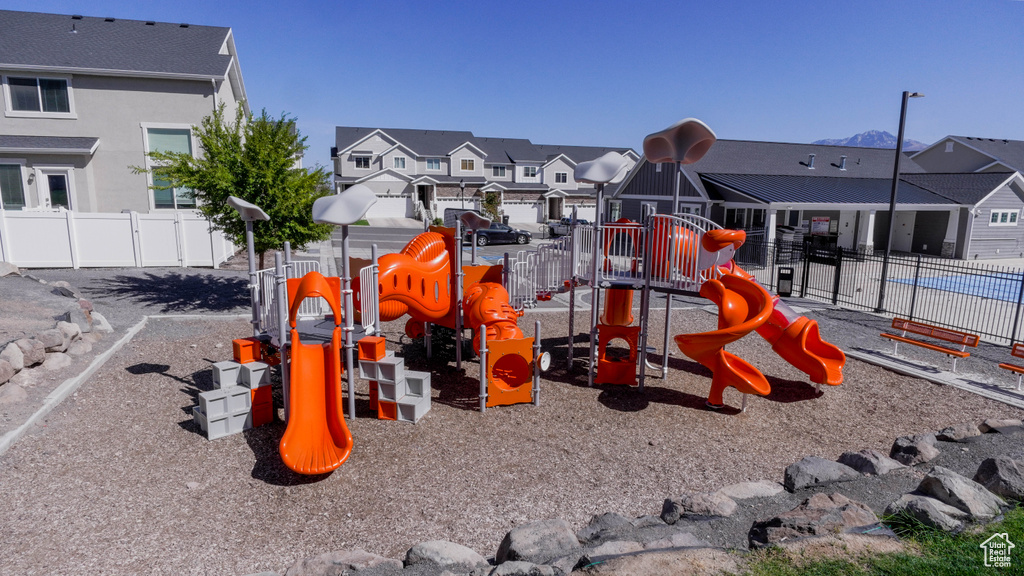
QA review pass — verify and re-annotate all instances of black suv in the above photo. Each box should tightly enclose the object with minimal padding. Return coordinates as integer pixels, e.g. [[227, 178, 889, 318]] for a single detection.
[[465, 222, 532, 246]]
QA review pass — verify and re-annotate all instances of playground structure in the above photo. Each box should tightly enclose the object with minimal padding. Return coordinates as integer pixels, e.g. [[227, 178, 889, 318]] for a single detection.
[[228, 118, 846, 475]]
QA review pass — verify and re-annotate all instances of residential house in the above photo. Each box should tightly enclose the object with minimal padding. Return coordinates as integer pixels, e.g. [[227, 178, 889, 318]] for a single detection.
[[611, 138, 1024, 260], [0, 10, 248, 213], [331, 127, 637, 224]]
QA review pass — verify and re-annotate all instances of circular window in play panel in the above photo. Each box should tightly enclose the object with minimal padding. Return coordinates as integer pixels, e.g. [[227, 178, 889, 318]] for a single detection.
[[491, 353, 531, 391]]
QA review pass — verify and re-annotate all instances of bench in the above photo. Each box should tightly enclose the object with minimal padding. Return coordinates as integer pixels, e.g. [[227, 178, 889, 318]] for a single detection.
[[998, 343, 1024, 390], [880, 318, 979, 372]]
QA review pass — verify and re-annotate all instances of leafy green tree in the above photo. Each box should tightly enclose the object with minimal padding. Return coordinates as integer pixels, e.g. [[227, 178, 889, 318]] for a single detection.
[[136, 103, 333, 268]]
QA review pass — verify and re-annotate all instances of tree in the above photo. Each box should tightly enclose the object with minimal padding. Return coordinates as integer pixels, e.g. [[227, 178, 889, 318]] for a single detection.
[[136, 103, 333, 268]]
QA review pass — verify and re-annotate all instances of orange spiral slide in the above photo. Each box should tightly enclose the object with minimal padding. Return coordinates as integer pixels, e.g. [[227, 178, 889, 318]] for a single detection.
[[279, 271, 353, 475], [674, 273, 775, 407]]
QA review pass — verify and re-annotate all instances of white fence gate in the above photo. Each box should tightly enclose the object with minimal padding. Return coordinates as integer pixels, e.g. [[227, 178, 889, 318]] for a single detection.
[[0, 209, 234, 269]]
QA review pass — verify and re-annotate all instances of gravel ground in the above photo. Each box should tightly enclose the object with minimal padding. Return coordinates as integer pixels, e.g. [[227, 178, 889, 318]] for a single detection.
[[1, 303, 1022, 576]]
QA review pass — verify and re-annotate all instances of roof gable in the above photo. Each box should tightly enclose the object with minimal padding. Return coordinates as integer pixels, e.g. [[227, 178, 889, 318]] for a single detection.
[[0, 10, 233, 79]]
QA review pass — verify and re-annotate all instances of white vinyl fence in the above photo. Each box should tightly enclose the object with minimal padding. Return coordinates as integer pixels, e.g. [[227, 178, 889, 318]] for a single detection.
[[0, 209, 234, 269]]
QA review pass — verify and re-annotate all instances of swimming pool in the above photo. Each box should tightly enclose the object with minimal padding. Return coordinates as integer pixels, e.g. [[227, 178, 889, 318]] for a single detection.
[[893, 272, 1024, 302]]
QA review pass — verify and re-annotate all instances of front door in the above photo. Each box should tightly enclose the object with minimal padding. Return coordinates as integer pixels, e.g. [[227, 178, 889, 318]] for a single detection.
[[547, 197, 561, 220], [37, 169, 72, 209]]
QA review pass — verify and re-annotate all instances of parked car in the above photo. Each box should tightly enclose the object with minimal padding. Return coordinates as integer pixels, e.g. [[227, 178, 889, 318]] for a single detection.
[[465, 222, 532, 246], [548, 217, 591, 236]]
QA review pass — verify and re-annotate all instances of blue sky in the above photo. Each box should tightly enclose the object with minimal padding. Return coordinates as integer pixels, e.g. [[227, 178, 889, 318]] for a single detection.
[[5, 0, 1024, 169]]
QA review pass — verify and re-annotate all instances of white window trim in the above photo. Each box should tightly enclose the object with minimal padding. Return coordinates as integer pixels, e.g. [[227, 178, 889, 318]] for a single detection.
[[3, 74, 77, 119], [393, 156, 407, 170], [989, 209, 1020, 227], [492, 165, 506, 178], [32, 165, 77, 210], [0, 158, 30, 210], [608, 199, 623, 221], [426, 158, 442, 171], [522, 166, 538, 179], [141, 122, 197, 211], [353, 155, 371, 170], [460, 158, 476, 172], [555, 172, 568, 184]]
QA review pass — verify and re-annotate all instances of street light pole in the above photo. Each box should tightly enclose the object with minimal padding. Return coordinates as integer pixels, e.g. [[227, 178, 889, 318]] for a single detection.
[[460, 179, 465, 210], [876, 91, 924, 313]]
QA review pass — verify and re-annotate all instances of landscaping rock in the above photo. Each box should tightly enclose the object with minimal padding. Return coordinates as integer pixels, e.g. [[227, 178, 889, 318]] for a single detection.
[[1, 342, 24, 372], [405, 540, 487, 570], [42, 352, 73, 372], [577, 547, 741, 575], [715, 480, 784, 500], [917, 466, 1006, 520], [890, 433, 940, 465], [15, 338, 45, 367], [748, 492, 878, 549], [663, 492, 737, 523], [884, 493, 968, 533], [496, 519, 580, 565], [37, 328, 67, 353], [56, 308, 92, 334], [630, 515, 664, 529], [490, 561, 557, 576], [973, 456, 1024, 501], [576, 512, 633, 545], [0, 383, 27, 405], [979, 418, 1024, 433], [783, 456, 860, 491], [57, 320, 82, 344], [643, 531, 709, 550], [50, 281, 80, 298], [0, 359, 14, 385], [578, 540, 644, 566], [936, 422, 981, 442], [91, 311, 113, 333], [837, 449, 905, 476], [66, 339, 93, 356], [284, 549, 402, 575], [0, 262, 20, 277]]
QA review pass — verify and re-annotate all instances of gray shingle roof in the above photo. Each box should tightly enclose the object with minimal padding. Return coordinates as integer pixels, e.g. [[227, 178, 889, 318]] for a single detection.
[[0, 10, 233, 78], [475, 137, 545, 163], [900, 172, 1016, 205], [947, 136, 1024, 172], [335, 127, 477, 157], [0, 135, 98, 153], [701, 174, 955, 206], [534, 144, 634, 164]]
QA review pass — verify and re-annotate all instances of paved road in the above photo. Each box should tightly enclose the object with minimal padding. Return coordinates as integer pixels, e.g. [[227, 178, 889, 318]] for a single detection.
[[336, 226, 556, 262]]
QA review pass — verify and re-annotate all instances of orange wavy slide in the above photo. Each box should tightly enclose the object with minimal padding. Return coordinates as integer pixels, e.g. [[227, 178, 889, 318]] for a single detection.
[[279, 272, 353, 475], [675, 273, 775, 407]]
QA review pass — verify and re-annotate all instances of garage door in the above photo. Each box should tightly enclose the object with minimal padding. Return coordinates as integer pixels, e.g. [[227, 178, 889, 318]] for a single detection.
[[365, 196, 410, 219], [503, 201, 541, 224], [566, 205, 595, 221]]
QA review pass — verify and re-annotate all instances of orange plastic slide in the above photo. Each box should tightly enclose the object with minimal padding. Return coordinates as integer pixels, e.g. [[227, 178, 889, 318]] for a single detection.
[[462, 281, 523, 353], [675, 273, 775, 407], [279, 272, 353, 475]]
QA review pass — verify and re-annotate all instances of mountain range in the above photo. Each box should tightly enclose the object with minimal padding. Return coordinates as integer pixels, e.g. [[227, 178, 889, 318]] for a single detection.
[[813, 130, 928, 151]]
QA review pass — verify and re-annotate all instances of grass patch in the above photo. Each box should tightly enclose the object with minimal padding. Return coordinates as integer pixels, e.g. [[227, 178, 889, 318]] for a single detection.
[[742, 506, 1023, 575], [352, 219, 369, 226]]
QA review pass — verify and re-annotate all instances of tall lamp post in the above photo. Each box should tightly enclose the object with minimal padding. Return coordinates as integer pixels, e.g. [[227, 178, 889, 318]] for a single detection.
[[876, 91, 924, 313], [459, 179, 465, 210]]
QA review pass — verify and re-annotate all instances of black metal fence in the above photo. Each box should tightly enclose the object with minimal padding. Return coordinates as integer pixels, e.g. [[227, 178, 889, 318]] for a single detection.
[[735, 237, 1024, 345]]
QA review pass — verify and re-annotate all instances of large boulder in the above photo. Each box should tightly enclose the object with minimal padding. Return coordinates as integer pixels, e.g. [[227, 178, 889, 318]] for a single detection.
[[15, 338, 45, 367], [1, 342, 24, 372], [784, 456, 861, 491], [917, 466, 1006, 521], [936, 422, 981, 442], [496, 519, 581, 566], [577, 547, 741, 575], [405, 540, 487, 571], [0, 383, 27, 405], [0, 262, 20, 277], [491, 561, 558, 576], [643, 531, 709, 550], [50, 280, 80, 298], [837, 449, 905, 476], [0, 359, 14, 385], [576, 512, 634, 545], [749, 493, 878, 549], [662, 492, 737, 523], [42, 352, 73, 372], [973, 456, 1024, 501], [979, 418, 1024, 433], [890, 434, 940, 465], [577, 540, 644, 567], [57, 321, 82, 344], [885, 494, 969, 533], [36, 328, 67, 353], [716, 480, 784, 500], [91, 311, 114, 333], [284, 550, 402, 575]]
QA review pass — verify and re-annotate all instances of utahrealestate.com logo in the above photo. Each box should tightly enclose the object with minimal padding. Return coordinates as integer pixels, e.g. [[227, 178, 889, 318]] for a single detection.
[[980, 533, 1015, 568]]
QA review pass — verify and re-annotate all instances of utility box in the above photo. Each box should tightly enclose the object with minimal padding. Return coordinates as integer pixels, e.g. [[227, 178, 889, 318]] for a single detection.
[[777, 267, 794, 298]]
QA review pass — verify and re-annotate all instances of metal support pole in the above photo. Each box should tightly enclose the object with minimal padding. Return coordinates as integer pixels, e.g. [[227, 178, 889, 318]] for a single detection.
[[533, 320, 541, 406], [588, 184, 604, 387], [284, 241, 292, 271], [455, 220, 464, 370], [246, 221, 260, 337], [1011, 269, 1024, 346], [659, 166, 683, 378], [341, 225, 356, 419], [638, 217, 656, 392], [567, 209, 578, 370], [371, 243, 379, 336], [274, 252, 290, 423], [909, 254, 922, 321], [502, 252, 510, 291], [479, 325, 487, 413], [471, 230, 477, 265]]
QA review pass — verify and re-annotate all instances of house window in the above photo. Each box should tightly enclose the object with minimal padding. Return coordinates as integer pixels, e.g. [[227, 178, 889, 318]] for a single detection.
[[426, 158, 441, 171], [0, 164, 27, 210], [555, 172, 568, 184], [4, 76, 72, 115], [945, 142, 954, 153], [461, 159, 475, 172], [492, 165, 506, 178], [725, 208, 746, 229], [145, 127, 195, 209], [393, 156, 406, 170], [523, 166, 537, 178], [608, 200, 622, 221], [354, 156, 370, 169], [990, 209, 1020, 227]]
